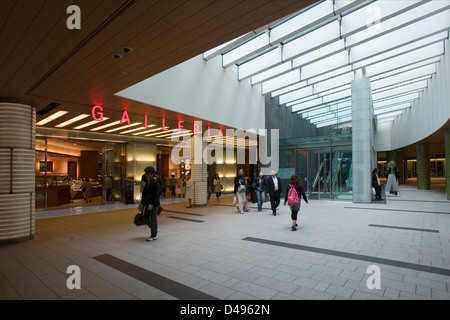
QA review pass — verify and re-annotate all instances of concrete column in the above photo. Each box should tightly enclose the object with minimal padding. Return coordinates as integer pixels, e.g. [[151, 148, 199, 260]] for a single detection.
[[352, 71, 376, 203], [191, 126, 207, 207], [0, 102, 36, 244], [445, 129, 450, 199], [416, 142, 430, 190]]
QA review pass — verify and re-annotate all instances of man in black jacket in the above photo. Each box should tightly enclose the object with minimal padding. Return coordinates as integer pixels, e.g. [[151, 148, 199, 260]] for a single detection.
[[266, 169, 282, 215], [141, 166, 160, 241]]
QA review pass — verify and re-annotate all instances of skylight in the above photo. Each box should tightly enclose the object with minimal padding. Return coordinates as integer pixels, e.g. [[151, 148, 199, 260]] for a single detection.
[[206, 0, 450, 127]]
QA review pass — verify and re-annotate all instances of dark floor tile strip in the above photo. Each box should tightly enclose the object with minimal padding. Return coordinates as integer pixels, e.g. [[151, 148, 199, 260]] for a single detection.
[[92, 254, 217, 300], [167, 216, 205, 223], [344, 207, 450, 215], [162, 209, 204, 216], [368, 224, 439, 233], [213, 203, 272, 210], [243, 237, 450, 277], [387, 199, 450, 204]]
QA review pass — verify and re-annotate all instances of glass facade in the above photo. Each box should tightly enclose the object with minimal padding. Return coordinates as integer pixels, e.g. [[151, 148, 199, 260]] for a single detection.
[[279, 126, 352, 200]]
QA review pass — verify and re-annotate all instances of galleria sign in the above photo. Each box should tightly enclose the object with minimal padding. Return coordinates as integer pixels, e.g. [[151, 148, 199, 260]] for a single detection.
[[91, 105, 279, 172], [91, 105, 225, 138]]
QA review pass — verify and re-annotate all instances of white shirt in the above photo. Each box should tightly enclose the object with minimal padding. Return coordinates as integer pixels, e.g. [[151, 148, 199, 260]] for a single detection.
[[272, 176, 279, 191]]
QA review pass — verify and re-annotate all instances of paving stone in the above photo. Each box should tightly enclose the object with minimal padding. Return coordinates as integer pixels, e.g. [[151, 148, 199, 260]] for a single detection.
[[231, 281, 278, 300], [325, 284, 354, 299]]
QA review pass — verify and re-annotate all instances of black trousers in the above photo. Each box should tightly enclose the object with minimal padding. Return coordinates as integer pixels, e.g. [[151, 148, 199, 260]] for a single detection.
[[374, 184, 382, 200], [270, 190, 281, 213], [145, 205, 159, 237]]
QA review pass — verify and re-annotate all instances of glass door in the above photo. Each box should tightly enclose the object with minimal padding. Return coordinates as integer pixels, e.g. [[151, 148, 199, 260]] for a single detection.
[[35, 137, 48, 210], [308, 148, 331, 199], [103, 142, 123, 203]]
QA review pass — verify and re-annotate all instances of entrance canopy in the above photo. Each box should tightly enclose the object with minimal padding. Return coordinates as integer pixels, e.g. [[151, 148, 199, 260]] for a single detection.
[[203, 0, 450, 128]]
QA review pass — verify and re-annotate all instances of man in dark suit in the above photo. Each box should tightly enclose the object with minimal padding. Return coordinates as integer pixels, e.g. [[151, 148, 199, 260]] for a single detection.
[[141, 166, 161, 241], [266, 169, 282, 216]]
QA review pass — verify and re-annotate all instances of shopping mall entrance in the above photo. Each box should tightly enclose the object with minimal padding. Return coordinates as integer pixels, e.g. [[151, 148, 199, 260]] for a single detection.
[[35, 136, 188, 210], [35, 137, 124, 210], [279, 128, 353, 200]]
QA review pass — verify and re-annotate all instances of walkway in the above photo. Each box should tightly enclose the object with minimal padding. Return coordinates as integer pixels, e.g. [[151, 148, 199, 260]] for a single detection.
[[1, 185, 449, 300]]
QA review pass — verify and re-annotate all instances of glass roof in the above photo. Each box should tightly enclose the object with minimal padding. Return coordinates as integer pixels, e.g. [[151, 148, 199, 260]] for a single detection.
[[203, 0, 450, 127]]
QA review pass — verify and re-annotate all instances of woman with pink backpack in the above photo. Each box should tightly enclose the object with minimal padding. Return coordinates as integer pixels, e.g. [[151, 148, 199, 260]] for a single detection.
[[284, 174, 308, 231]]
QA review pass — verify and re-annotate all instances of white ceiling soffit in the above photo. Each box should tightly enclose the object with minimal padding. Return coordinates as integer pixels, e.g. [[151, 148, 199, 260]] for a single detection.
[[206, 0, 450, 127]]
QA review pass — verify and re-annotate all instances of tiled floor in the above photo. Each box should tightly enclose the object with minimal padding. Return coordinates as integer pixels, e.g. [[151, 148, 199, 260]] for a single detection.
[[1, 185, 450, 300]]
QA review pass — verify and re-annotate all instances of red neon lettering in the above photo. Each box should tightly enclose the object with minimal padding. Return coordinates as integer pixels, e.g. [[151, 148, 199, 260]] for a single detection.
[[144, 113, 152, 128], [218, 127, 223, 139], [120, 111, 131, 125], [207, 124, 211, 137], [91, 105, 103, 121], [162, 117, 168, 130], [193, 123, 200, 135], [178, 120, 184, 132]]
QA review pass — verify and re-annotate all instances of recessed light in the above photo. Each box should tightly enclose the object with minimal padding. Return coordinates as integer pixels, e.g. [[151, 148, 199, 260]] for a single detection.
[[121, 46, 133, 54], [112, 53, 123, 60]]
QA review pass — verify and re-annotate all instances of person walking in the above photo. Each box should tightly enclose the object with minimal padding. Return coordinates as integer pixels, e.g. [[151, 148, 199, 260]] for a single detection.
[[104, 175, 112, 201], [267, 169, 282, 215], [170, 175, 177, 197], [234, 169, 247, 214], [284, 174, 308, 231], [372, 168, 382, 200], [213, 173, 222, 202], [207, 172, 212, 201], [253, 171, 267, 212], [81, 177, 92, 203], [178, 175, 186, 198], [186, 174, 193, 208], [141, 166, 161, 241], [161, 175, 167, 197]]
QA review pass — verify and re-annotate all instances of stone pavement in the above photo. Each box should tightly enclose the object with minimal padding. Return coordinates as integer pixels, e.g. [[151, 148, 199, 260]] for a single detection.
[[1, 184, 449, 300]]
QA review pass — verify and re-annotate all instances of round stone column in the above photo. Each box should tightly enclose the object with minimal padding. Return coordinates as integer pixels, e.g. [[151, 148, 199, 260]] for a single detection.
[[0, 102, 36, 244]]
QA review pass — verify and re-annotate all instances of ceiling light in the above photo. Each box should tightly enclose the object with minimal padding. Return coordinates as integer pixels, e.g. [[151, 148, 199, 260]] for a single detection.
[[36, 111, 68, 126], [74, 118, 110, 130], [90, 120, 122, 131], [105, 122, 141, 133], [55, 114, 90, 128]]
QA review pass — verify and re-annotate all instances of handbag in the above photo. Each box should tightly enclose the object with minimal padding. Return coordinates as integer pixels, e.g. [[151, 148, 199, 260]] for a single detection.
[[176, 187, 181, 194], [134, 212, 145, 226]]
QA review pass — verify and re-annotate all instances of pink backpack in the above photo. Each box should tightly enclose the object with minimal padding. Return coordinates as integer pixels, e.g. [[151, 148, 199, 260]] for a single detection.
[[287, 184, 299, 205]]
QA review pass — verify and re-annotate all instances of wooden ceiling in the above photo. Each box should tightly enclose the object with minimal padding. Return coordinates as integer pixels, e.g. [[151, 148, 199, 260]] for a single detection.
[[0, 0, 316, 138]]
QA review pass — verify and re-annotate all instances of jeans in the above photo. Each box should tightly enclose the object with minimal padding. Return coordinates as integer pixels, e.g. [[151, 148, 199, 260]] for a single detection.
[[236, 192, 246, 213], [256, 190, 265, 211], [145, 205, 159, 237]]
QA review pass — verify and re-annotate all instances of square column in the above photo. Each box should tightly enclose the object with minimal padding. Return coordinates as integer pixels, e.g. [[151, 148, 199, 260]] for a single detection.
[[416, 143, 430, 190], [352, 71, 376, 203], [446, 129, 450, 199]]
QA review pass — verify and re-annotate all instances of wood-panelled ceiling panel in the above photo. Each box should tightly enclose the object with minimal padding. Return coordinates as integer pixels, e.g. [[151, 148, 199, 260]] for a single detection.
[[1, 0, 73, 95], [3, 0, 121, 97], [0, 0, 47, 90], [29, 0, 163, 98], [31, 1, 243, 103]]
